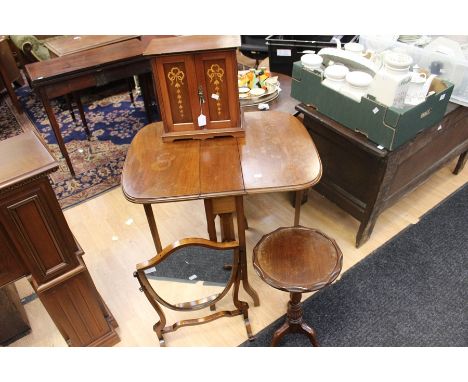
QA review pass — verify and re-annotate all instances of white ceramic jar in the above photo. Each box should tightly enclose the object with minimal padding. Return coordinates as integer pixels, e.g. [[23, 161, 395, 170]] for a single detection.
[[341, 71, 373, 102], [323, 64, 349, 92], [344, 42, 365, 55], [301, 53, 323, 72], [368, 51, 413, 108]]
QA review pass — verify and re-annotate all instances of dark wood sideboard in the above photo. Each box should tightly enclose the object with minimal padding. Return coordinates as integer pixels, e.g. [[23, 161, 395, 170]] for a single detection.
[[297, 103, 468, 247], [0, 131, 119, 346]]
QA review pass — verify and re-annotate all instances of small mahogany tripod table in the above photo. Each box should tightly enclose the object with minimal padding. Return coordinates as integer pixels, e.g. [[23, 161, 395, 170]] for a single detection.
[[253, 226, 343, 346]]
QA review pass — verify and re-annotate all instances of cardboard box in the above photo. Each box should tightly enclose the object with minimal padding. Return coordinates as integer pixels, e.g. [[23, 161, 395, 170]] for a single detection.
[[291, 62, 454, 150]]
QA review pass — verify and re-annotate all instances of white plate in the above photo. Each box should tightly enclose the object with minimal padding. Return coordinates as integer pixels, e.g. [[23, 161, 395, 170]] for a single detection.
[[238, 82, 280, 100], [238, 87, 250, 94], [249, 88, 266, 96]]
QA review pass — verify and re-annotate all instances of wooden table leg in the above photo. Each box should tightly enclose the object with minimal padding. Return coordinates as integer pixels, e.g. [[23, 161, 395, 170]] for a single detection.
[[0, 75, 23, 114], [356, 208, 381, 248], [205, 197, 260, 307], [73, 92, 91, 139], [38, 89, 76, 177], [294, 189, 304, 226], [143, 204, 162, 253], [139, 73, 153, 123], [127, 78, 136, 105], [203, 199, 218, 242], [64, 94, 77, 123], [235, 196, 260, 307], [0, 65, 22, 114], [453, 151, 467, 175], [220, 213, 235, 242]]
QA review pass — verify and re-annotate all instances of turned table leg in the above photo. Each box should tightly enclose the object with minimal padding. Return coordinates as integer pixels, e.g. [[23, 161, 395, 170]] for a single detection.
[[271, 292, 318, 347]]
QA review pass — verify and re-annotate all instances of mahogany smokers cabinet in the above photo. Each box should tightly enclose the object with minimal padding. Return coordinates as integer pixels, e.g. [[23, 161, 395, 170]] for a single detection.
[[0, 131, 119, 346], [144, 35, 243, 141]]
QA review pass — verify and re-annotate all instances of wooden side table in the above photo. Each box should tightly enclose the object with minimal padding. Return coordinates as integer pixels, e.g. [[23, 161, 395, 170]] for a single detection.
[[0, 131, 119, 346], [24, 37, 162, 176], [253, 226, 343, 346], [297, 103, 468, 247]]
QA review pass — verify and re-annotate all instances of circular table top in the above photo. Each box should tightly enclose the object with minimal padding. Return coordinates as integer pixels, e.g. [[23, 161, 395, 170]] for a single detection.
[[253, 226, 343, 293]]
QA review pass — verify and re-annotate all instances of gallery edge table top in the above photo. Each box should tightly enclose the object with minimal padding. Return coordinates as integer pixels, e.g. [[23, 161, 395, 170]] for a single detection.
[[122, 111, 322, 204]]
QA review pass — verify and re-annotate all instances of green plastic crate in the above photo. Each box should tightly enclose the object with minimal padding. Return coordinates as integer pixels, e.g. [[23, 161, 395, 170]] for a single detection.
[[291, 61, 454, 150]]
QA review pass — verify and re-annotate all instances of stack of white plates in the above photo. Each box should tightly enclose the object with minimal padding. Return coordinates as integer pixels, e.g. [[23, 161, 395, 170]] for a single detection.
[[398, 35, 422, 44]]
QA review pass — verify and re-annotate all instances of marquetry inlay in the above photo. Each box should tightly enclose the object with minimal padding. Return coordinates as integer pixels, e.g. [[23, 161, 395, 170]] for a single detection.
[[167, 67, 186, 118], [207, 64, 224, 116]]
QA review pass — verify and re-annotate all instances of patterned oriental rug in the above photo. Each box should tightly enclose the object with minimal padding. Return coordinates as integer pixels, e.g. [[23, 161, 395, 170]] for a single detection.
[[1, 82, 153, 209], [0, 94, 24, 140]]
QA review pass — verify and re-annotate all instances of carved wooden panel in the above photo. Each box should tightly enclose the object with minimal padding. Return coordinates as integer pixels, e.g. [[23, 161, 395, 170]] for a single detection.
[[36, 267, 117, 346], [0, 180, 78, 284]]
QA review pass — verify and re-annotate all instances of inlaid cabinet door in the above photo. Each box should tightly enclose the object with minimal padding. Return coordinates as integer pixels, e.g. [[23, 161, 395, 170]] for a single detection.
[[194, 50, 240, 130], [153, 54, 199, 132]]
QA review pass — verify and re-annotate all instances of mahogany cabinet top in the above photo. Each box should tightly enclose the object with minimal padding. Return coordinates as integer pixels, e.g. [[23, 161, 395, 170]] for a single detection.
[[143, 35, 241, 56], [0, 131, 57, 191], [122, 111, 322, 203]]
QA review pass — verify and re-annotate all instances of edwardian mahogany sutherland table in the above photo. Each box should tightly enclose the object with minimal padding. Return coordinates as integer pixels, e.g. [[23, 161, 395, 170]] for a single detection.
[[121, 110, 322, 343]]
